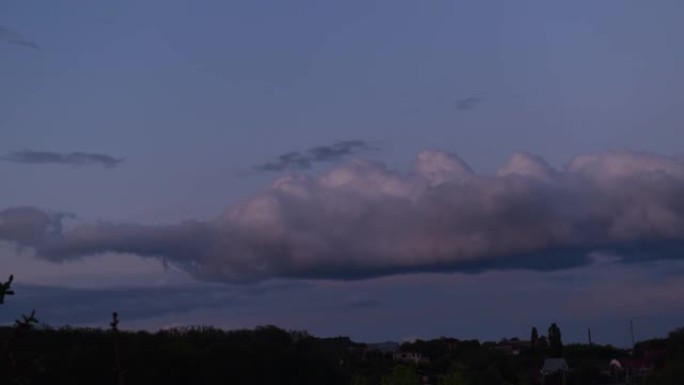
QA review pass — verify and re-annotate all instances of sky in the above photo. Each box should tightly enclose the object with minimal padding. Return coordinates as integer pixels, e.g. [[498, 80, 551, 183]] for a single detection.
[[2, 0, 684, 346]]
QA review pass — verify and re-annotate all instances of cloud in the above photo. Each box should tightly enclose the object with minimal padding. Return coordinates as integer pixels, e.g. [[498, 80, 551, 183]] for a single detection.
[[1, 150, 124, 168], [457, 97, 483, 111], [0, 26, 39, 50], [253, 140, 376, 172], [0, 207, 72, 249], [3, 150, 684, 283]]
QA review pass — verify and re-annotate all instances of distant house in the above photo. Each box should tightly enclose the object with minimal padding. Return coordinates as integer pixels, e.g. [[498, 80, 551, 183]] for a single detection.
[[541, 358, 569, 385], [608, 359, 623, 370], [393, 351, 428, 364], [605, 359, 625, 383], [621, 349, 666, 382]]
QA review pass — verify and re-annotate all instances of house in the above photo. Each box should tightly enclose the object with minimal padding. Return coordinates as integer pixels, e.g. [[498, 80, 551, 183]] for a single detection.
[[393, 351, 428, 364], [540, 358, 570, 385], [608, 359, 622, 370], [603, 359, 625, 383], [621, 349, 666, 383]]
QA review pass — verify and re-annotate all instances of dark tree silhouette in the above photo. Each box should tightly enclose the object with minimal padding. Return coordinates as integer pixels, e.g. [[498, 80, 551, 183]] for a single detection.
[[0, 275, 14, 304], [111, 312, 126, 385], [4, 309, 40, 383], [548, 323, 563, 357], [530, 327, 538, 347]]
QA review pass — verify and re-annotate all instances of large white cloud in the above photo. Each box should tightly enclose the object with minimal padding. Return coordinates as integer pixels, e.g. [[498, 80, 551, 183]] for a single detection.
[[2, 150, 684, 282]]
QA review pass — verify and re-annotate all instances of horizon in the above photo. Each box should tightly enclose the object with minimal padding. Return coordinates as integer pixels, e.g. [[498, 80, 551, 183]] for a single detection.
[[2, 298, 673, 350]]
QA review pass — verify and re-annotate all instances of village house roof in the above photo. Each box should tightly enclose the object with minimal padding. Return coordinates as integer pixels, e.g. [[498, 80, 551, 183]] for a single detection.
[[541, 358, 569, 374]]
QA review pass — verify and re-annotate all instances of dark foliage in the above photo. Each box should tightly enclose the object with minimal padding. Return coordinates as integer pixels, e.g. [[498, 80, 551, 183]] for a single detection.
[[0, 325, 366, 385], [530, 327, 538, 347], [547, 323, 563, 357], [0, 307, 682, 385]]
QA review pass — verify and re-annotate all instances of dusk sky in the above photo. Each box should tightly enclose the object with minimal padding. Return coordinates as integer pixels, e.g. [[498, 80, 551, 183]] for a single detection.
[[2, 0, 684, 346]]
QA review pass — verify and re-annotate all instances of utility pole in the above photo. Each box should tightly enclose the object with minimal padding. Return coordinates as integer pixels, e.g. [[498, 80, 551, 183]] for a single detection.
[[587, 328, 592, 346], [111, 312, 125, 385], [630, 319, 636, 349]]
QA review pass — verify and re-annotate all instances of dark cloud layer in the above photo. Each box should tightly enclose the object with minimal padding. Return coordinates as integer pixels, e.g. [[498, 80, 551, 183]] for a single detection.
[[254, 140, 376, 172], [0, 282, 308, 325], [3, 150, 684, 283], [2, 150, 123, 168], [0, 26, 39, 50]]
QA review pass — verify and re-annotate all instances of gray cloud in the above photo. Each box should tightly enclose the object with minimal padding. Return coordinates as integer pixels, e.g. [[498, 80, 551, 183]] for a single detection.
[[3, 150, 684, 283], [2, 150, 124, 168], [457, 97, 483, 111], [0, 26, 39, 50], [0, 207, 72, 249], [254, 140, 376, 172]]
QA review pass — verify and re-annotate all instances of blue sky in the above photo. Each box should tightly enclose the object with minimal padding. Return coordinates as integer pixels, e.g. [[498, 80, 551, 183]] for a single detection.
[[2, 0, 684, 345]]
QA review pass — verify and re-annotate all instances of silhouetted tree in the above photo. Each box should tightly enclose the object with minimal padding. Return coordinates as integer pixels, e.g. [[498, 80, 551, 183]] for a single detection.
[[4, 309, 40, 384], [381, 365, 420, 385], [530, 327, 538, 347], [110, 312, 125, 385], [438, 366, 469, 385], [548, 323, 563, 357], [0, 275, 14, 304]]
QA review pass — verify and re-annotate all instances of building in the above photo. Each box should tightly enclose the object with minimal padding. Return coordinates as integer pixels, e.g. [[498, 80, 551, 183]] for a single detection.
[[541, 358, 569, 385], [392, 351, 428, 364], [621, 349, 666, 384]]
